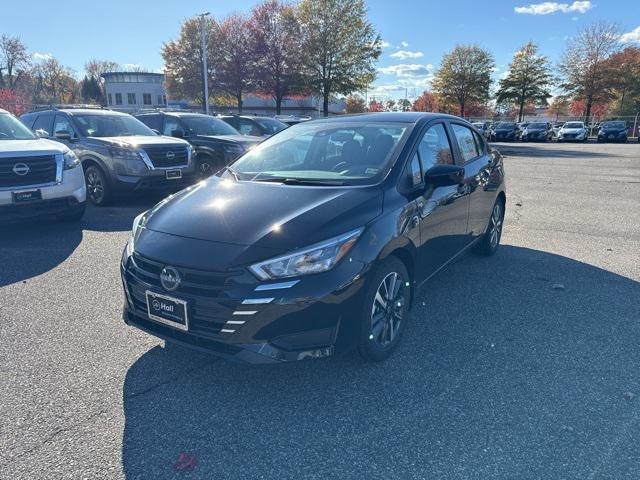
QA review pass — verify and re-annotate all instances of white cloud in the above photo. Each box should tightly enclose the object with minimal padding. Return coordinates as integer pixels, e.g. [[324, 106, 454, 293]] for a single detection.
[[32, 52, 53, 61], [389, 50, 424, 60], [620, 26, 640, 43], [378, 63, 434, 77], [499, 70, 511, 80], [123, 63, 141, 71], [379, 40, 391, 49], [399, 41, 409, 48], [514, 1, 592, 15]]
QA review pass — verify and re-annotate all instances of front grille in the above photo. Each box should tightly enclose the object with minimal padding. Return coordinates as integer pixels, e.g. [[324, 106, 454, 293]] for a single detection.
[[0, 155, 57, 188], [141, 145, 189, 168], [124, 253, 241, 337]]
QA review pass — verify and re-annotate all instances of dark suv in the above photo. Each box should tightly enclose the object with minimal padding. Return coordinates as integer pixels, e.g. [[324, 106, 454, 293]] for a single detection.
[[20, 108, 194, 206], [121, 112, 506, 364], [219, 115, 287, 138], [136, 111, 262, 177]]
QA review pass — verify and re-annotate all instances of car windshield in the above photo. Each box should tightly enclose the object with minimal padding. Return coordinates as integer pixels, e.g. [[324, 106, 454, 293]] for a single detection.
[[564, 122, 583, 129], [181, 116, 239, 136], [0, 112, 37, 140], [602, 121, 625, 129], [496, 122, 515, 129], [528, 123, 547, 129], [228, 121, 411, 185], [72, 114, 156, 137], [254, 117, 288, 135], [181, 116, 240, 135]]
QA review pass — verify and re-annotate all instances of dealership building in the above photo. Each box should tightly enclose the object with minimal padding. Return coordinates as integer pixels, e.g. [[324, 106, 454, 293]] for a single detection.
[[101, 72, 166, 112]]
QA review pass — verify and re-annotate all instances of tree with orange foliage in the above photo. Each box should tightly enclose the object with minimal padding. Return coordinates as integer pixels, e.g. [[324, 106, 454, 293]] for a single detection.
[[368, 99, 384, 112], [411, 91, 438, 112]]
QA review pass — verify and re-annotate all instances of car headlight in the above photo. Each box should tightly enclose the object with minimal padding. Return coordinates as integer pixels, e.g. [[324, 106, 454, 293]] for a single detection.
[[63, 150, 80, 170], [249, 228, 363, 280], [223, 144, 245, 156], [129, 211, 149, 252], [110, 147, 147, 174]]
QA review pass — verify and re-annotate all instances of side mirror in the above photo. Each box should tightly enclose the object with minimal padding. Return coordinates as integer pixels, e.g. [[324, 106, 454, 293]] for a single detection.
[[424, 164, 465, 187], [171, 129, 185, 138], [54, 130, 73, 141]]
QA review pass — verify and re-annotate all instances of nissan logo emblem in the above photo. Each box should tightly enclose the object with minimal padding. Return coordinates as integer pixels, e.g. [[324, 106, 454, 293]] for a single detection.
[[166, 151, 175, 161], [160, 266, 181, 292], [12, 163, 30, 176]]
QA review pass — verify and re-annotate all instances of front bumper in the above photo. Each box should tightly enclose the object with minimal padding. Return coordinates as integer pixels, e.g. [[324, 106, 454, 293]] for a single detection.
[[113, 170, 198, 193], [597, 132, 627, 142], [121, 248, 369, 363]]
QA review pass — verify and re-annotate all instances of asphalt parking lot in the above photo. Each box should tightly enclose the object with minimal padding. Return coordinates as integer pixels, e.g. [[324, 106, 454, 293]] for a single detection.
[[1, 141, 639, 479]]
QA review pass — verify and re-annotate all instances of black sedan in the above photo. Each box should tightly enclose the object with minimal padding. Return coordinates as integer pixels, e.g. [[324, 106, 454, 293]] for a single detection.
[[597, 121, 628, 143], [521, 122, 553, 142], [136, 112, 262, 177], [121, 113, 506, 363], [490, 122, 518, 142]]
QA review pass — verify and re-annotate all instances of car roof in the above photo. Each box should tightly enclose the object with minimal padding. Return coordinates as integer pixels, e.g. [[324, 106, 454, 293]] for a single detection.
[[308, 112, 460, 124], [62, 109, 128, 116]]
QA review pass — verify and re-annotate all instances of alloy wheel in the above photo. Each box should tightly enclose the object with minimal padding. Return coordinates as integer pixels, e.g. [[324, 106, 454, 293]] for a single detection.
[[86, 170, 104, 204], [489, 202, 503, 248], [370, 271, 406, 347]]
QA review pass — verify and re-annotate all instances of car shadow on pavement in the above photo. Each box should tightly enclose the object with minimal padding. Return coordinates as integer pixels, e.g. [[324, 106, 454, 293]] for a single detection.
[[121, 245, 640, 479], [492, 143, 618, 158], [0, 220, 83, 287]]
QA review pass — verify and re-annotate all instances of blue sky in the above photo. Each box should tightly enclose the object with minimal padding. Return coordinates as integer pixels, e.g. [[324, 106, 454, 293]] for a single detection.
[[1, 0, 639, 101]]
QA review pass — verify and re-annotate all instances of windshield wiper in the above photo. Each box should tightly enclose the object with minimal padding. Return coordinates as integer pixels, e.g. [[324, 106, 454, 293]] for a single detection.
[[253, 177, 347, 186]]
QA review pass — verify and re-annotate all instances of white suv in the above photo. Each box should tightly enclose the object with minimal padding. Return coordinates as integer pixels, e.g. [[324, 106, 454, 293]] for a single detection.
[[0, 109, 86, 222]]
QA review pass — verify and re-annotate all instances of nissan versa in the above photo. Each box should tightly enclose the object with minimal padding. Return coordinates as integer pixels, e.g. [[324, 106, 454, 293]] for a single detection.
[[121, 113, 506, 363]]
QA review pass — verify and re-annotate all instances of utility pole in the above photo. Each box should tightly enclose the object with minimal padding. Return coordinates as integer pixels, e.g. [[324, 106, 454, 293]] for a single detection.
[[199, 12, 210, 115]]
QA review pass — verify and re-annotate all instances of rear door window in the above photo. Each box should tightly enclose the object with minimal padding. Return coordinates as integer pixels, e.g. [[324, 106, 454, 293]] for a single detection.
[[53, 115, 74, 136], [451, 124, 480, 163], [138, 114, 162, 131]]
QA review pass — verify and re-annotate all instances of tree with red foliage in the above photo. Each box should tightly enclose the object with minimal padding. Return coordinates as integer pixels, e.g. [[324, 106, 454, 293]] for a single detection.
[[249, 0, 303, 115], [569, 99, 609, 118], [412, 91, 438, 112], [0, 88, 27, 115]]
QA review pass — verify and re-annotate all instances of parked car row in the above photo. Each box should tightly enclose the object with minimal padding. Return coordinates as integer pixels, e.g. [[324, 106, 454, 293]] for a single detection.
[[479, 120, 639, 143]]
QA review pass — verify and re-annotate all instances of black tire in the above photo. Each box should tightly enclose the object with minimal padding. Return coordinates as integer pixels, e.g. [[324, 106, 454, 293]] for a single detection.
[[59, 204, 86, 222], [473, 198, 505, 256], [84, 165, 111, 206], [357, 256, 411, 362]]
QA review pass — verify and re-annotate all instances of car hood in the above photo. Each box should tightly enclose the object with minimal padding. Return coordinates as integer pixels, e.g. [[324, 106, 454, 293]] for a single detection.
[[0, 138, 67, 155], [195, 134, 262, 147], [495, 128, 515, 132], [561, 128, 584, 132], [526, 128, 545, 132], [85, 135, 189, 148], [143, 176, 384, 252]]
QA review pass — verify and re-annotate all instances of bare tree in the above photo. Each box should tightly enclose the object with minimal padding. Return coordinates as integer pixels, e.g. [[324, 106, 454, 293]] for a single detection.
[[84, 59, 120, 81], [558, 21, 621, 123], [0, 34, 30, 89]]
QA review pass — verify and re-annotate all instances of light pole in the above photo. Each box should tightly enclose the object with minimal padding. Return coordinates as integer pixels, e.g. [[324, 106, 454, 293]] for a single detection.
[[199, 12, 210, 115]]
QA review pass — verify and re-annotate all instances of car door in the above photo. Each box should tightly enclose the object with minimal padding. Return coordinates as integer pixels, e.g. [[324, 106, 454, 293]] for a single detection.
[[413, 122, 470, 278], [449, 122, 495, 240]]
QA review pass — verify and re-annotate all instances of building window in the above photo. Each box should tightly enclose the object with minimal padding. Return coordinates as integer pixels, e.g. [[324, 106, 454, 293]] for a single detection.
[[107, 93, 112, 105], [157, 95, 163, 106], [128, 93, 136, 105], [143, 93, 152, 105], [115, 93, 122, 105]]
